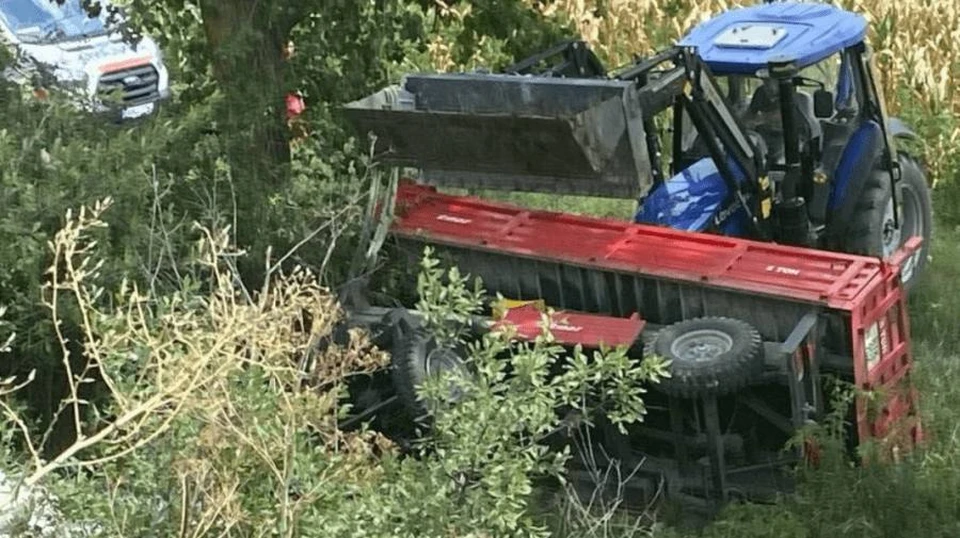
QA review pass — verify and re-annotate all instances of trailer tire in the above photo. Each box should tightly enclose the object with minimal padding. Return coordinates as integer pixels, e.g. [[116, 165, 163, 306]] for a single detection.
[[651, 317, 763, 399], [391, 329, 470, 419], [843, 153, 932, 289]]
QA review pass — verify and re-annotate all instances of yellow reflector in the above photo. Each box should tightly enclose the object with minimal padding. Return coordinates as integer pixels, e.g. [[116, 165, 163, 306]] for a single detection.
[[491, 298, 546, 320]]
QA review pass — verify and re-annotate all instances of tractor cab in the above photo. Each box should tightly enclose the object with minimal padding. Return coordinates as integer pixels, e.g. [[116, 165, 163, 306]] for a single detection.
[[674, 2, 869, 188], [679, 54, 856, 167], [639, 1, 930, 287]]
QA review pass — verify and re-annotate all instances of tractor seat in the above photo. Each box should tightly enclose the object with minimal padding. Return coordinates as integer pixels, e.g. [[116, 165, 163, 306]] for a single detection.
[[742, 84, 822, 165], [819, 118, 857, 181], [793, 92, 823, 147]]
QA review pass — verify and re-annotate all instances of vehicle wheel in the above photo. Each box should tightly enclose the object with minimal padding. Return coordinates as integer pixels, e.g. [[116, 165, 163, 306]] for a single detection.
[[391, 329, 471, 418], [894, 153, 933, 287], [843, 153, 932, 289], [651, 317, 763, 399]]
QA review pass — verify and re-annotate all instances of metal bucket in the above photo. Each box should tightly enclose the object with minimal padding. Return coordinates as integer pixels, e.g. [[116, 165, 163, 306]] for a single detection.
[[343, 73, 653, 198]]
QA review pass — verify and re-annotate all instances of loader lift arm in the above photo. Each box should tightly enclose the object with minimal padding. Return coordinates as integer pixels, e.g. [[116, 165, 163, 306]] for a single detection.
[[503, 39, 608, 78], [501, 41, 769, 235], [615, 46, 770, 237]]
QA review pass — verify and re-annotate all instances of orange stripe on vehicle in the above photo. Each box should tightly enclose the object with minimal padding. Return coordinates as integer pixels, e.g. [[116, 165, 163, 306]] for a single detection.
[[99, 56, 152, 73]]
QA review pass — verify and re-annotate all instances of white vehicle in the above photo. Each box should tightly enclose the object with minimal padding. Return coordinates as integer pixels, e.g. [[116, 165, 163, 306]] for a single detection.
[[0, 0, 170, 120]]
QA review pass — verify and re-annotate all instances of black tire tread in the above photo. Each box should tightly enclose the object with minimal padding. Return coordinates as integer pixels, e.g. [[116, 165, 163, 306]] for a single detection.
[[896, 152, 934, 287], [843, 152, 932, 288], [651, 317, 763, 399], [391, 329, 471, 418], [843, 167, 890, 257], [390, 328, 435, 418]]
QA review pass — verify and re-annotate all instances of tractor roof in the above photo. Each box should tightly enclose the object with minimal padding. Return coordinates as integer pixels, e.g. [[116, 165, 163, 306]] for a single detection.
[[678, 2, 868, 75]]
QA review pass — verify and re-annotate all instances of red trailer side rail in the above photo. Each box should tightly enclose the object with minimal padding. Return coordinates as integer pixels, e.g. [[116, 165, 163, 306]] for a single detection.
[[389, 182, 923, 454], [393, 183, 882, 310]]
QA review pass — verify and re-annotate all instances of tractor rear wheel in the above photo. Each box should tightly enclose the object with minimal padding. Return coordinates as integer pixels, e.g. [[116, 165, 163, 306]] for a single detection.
[[651, 317, 763, 399], [844, 153, 932, 289]]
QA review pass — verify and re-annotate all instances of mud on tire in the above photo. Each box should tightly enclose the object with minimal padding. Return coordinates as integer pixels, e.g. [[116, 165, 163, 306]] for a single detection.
[[651, 317, 763, 399]]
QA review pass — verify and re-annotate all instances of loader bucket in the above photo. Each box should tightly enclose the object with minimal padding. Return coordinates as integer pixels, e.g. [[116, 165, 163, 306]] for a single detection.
[[343, 73, 653, 198]]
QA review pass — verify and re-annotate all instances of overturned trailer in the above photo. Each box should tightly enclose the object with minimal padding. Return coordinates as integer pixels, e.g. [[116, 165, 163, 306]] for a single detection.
[[338, 179, 923, 504], [352, 181, 920, 503], [338, 7, 927, 505]]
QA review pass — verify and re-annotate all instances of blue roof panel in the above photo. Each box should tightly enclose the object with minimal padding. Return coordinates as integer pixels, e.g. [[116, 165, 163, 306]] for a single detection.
[[677, 2, 868, 75]]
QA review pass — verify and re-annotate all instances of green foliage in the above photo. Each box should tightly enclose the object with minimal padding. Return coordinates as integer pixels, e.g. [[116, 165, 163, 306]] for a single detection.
[[2, 202, 395, 537], [0, 82, 207, 444], [106, 0, 577, 285], [0, 218, 667, 538], [415, 245, 486, 345], [418, 0, 576, 70], [889, 85, 960, 227], [377, 247, 667, 536]]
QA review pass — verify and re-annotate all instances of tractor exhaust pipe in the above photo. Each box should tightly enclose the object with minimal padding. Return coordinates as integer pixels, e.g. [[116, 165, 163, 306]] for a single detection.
[[343, 73, 655, 198]]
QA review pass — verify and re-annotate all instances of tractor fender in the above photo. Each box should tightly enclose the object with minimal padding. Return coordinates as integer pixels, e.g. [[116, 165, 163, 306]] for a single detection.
[[887, 117, 919, 141], [829, 119, 917, 236], [635, 157, 750, 235]]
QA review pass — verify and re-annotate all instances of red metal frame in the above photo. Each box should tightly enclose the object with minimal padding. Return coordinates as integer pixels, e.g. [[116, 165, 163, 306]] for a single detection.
[[494, 303, 646, 348], [390, 182, 921, 450], [850, 237, 924, 456], [393, 183, 883, 309]]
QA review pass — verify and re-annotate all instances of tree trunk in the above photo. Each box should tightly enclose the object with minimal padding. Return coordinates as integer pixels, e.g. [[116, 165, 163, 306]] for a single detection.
[[198, 0, 295, 286]]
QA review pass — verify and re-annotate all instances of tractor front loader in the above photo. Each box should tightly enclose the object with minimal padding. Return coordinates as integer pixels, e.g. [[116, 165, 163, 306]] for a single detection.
[[335, 1, 928, 506]]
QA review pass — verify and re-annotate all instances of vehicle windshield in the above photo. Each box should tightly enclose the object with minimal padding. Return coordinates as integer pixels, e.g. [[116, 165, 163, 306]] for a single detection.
[[677, 52, 858, 167], [0, 0, 110, 44], [722, 53, 856, 121]]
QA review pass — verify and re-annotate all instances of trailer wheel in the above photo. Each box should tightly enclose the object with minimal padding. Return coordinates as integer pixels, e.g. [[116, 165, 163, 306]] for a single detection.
[[652, 317, 763, 398], [391, 329, 470, 418]]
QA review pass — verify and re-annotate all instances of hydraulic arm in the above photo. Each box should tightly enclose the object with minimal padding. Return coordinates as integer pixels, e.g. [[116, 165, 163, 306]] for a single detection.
[[612, 46, 769, 234]]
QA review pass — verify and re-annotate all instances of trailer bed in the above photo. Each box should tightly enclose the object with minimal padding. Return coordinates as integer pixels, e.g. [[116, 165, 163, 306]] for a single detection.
[[380, 180, 921, 494], [392, 182, 886, 311]]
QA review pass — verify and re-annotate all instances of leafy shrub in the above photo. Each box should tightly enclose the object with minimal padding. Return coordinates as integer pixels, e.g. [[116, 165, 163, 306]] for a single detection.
[[0, 202, 669, 537]]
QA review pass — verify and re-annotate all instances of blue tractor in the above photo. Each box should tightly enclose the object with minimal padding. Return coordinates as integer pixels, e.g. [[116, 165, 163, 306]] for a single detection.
[[338, 1, 932, 506], [345, 1, 933, 288], [637, 1, 932, 288]]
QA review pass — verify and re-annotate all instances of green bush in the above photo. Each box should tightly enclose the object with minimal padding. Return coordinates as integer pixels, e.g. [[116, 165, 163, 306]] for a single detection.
[[0, 210, 669, 537]]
